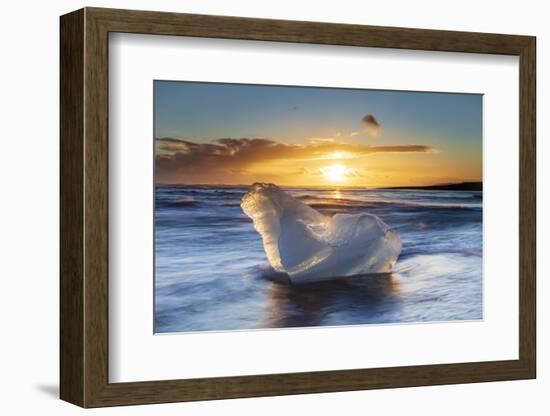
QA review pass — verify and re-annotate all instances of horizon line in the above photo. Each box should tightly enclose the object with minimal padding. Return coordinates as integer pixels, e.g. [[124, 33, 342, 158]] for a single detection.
[[155, 180, 483, 189]]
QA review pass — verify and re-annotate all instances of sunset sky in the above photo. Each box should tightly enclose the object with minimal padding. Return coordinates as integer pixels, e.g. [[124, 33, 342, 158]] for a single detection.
[[154, 81, 482, 187]]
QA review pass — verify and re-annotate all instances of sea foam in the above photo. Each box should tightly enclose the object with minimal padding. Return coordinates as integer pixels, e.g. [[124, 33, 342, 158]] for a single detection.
[[241, 183, 402, 283]]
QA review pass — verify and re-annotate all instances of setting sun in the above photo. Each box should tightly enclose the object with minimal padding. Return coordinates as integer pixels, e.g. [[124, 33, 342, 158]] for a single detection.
[[322, 164, 349, 182]]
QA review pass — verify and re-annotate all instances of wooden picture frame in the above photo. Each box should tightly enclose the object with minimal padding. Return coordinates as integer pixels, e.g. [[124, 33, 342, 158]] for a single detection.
[[60, 7, 536, 408]]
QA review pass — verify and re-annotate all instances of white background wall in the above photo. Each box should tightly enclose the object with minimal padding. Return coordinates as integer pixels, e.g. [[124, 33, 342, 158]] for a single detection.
[[0, 0, 546, 414]]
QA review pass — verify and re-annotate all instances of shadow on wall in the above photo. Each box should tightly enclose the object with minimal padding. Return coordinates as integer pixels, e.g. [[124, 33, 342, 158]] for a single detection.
[[34, 384, 58, 399]]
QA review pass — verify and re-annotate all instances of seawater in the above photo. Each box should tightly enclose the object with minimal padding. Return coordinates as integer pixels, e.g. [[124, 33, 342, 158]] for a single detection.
[[154, 186, 483, 333]]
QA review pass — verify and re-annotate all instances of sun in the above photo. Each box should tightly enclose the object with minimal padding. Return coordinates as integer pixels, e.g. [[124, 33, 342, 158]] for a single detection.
[[322, 164, 349, 182]]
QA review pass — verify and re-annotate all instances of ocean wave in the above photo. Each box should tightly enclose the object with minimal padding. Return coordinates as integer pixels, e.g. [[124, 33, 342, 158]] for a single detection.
[[295, 193, 480, 210], [157, 196, 198, 207], [311, 199, 479, 211], [157, 187, 481, 211]]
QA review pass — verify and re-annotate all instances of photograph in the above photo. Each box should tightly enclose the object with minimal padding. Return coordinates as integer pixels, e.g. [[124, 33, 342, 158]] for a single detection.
[[153, 80, 483, 334]]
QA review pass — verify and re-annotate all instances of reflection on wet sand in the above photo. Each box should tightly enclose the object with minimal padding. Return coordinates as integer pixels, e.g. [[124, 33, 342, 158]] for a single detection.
[[262, 274, 401, 329]]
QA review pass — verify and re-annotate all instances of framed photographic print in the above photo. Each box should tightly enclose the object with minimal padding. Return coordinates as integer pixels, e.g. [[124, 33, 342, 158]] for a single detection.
[[60, 7, 536, 408]]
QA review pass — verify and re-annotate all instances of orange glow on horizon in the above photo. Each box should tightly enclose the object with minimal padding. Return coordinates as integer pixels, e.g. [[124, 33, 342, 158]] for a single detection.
[[156, 140, 481, 187]]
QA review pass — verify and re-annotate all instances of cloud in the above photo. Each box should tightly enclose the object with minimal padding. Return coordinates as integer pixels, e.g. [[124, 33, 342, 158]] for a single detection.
[[361, 114, 381, 136], [156, 137, 434, 183], [308, 137, 335, 143]]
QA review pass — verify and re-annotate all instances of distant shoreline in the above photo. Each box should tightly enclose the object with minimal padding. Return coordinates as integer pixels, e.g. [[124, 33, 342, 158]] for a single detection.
[[156, 181, 483, 191], [385, 182, 482, 191]]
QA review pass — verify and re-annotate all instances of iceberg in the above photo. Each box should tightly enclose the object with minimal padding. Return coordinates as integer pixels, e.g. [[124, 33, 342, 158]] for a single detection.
[[241, 183, 402, 283]]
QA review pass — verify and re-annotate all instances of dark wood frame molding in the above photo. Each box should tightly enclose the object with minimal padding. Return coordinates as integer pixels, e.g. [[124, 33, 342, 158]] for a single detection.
[[60, 7, 536, 408]]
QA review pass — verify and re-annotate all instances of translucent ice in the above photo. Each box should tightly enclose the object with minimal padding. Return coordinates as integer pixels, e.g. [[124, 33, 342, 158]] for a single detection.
[[241, 183, 402, 283]]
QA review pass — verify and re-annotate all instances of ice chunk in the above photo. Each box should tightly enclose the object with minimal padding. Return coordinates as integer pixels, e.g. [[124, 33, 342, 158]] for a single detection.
[[241, 183, 402, 283]]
